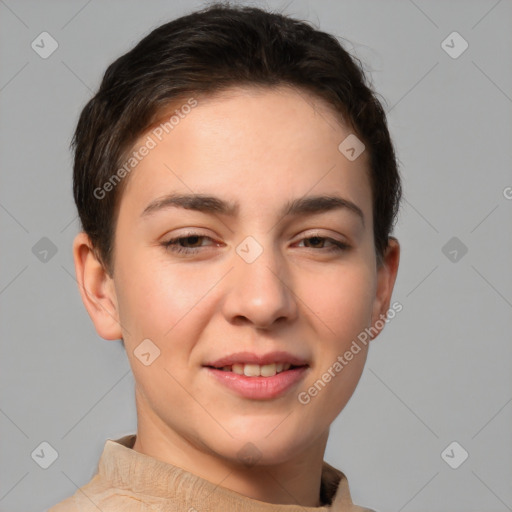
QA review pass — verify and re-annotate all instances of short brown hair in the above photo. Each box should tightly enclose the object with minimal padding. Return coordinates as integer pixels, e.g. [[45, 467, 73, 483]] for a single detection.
[[72, 1, 401, 275]]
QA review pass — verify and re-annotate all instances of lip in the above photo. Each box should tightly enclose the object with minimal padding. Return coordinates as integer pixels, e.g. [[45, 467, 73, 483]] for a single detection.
[[205, 365, 309, 400], [204, 350, 309, 368]]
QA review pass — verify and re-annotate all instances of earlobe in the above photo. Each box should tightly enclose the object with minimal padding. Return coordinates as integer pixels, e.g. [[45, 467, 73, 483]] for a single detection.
[[72, 232, 123, 341], [370, 237, 400, 339]]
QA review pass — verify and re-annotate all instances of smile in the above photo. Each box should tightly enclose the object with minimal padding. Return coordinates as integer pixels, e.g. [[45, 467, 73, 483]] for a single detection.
[[208, 362, 299, 377]]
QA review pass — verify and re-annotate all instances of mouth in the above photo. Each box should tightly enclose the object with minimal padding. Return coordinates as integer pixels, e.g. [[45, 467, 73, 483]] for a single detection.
[[205, 362, 306, 377], [203, 351, 310, 400]]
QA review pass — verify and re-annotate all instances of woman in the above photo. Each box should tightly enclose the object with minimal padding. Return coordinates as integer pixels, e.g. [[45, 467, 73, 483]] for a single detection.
[[50, 3, 401, 510]]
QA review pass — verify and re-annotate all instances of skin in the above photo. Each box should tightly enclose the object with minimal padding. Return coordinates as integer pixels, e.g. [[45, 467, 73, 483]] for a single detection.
[[73, 85, 400, 507]]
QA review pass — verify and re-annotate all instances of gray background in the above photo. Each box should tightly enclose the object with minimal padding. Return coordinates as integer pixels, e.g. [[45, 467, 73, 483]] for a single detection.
[[1, 0, 511, 511]]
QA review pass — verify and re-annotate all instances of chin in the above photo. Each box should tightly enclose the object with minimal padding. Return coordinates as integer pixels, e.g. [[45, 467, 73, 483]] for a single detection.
[[211, 420, 317, 466]]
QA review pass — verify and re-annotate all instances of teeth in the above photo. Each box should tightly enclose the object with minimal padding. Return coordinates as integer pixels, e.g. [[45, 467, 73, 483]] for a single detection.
[[232, 363, 244, 375], [244, 364, 261, 377], [219, 362, 297, 377], [260, 364, 277, 377]]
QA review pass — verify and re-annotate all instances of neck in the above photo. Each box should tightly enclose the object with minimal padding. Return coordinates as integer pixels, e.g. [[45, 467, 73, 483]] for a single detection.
[[132, 391, 329, 507]]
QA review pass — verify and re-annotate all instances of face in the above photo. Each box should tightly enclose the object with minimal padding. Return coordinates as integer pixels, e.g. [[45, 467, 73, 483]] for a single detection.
[[77, 85, 399, 467]]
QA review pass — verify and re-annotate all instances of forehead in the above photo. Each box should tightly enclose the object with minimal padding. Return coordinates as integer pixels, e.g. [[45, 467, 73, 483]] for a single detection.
[[119, 85, 372, 220]]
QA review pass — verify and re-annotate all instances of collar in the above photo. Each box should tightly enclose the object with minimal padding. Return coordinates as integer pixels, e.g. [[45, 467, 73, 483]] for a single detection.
[[97, 433, 370, 511]]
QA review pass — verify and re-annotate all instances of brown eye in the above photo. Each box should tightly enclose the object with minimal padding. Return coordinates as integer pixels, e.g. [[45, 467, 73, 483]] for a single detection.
[[297, 236, 349, 252], [162, 233, 215, 255]]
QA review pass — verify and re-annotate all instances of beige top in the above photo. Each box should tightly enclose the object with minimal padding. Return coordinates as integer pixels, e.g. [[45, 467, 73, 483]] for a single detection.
[[49, 434, 375, 512]]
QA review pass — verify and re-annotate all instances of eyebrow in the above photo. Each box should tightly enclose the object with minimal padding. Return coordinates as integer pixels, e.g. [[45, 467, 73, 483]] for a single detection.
[[140, 193, 365, 226]]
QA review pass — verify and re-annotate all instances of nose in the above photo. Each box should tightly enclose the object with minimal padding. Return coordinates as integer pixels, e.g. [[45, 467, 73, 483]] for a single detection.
[[222, 242, 298, 329]]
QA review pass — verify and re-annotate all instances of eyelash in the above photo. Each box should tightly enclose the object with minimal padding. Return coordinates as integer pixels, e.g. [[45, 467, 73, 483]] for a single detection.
[[162, 232, 350, 255]]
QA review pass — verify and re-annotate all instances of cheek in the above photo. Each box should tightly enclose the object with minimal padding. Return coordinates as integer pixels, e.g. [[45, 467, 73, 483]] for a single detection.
[[303, 264, 376, 339], [296, 265, 375, 420], [114, 257, 209, 394], [114, 253, 221, 357]]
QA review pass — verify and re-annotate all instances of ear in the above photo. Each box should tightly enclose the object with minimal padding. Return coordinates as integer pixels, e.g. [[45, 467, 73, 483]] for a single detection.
[[369, 237, 400, 339], [72, 232, 123, 341]]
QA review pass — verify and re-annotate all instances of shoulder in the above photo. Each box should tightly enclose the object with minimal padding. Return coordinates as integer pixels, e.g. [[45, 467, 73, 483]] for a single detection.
[[48, 490, 149, 512], [47, 474, 140, 512]]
